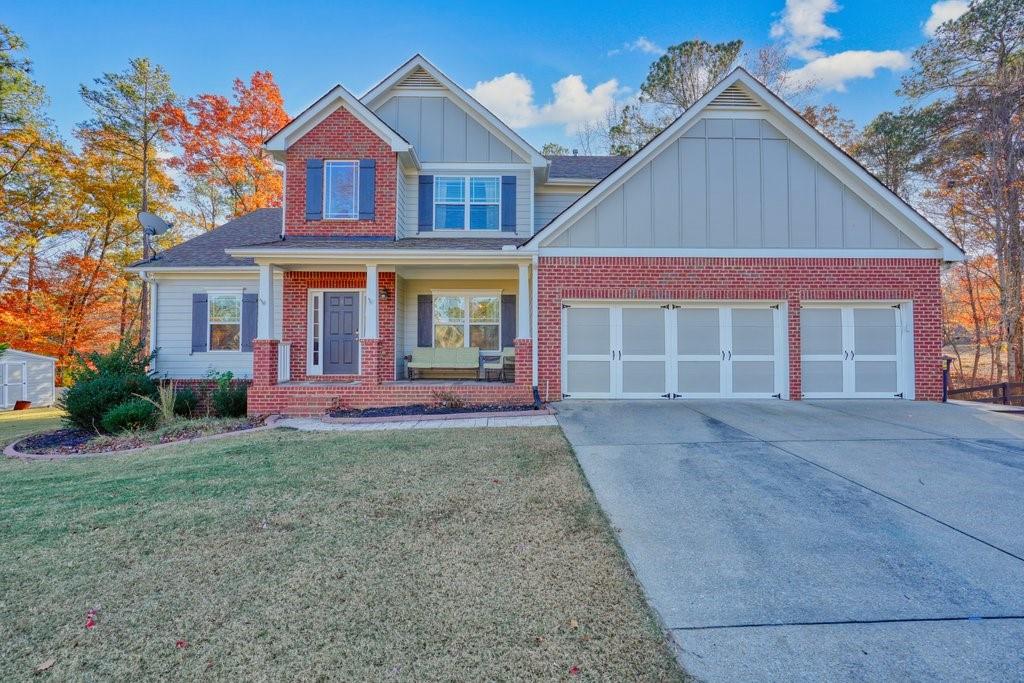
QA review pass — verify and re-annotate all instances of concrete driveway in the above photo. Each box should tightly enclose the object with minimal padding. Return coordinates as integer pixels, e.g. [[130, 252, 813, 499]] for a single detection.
[[557, 400, 1024, 682]]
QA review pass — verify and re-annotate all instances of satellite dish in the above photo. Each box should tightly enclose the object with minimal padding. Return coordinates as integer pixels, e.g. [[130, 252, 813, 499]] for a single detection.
[[138, 211, 173, 236]]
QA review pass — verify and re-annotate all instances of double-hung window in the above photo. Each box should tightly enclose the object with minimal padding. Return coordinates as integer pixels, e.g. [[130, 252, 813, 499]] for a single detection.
[[208, 294, 242, 351], [433, 294, 500, 351], [433, 176, 500, 230], [324, 160, 359, 219]]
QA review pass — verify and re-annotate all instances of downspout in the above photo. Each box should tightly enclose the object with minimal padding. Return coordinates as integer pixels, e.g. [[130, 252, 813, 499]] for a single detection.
[[143, 271, 158, 373], [531, 253, 539, 404]]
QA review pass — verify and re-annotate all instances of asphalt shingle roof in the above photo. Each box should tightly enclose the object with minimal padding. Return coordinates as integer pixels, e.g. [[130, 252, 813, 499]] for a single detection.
[[545, 155, 629, 180], [239, 236, 526, 251]]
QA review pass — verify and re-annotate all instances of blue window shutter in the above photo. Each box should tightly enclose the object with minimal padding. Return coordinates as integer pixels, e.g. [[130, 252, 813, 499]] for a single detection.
[[418, 175, 434, 231], [501, 175, 516, 231], [501, 295, 516, 348], [191, 293, 208, 353], [417, 295, 433, 347], [240, 293, 258, 351], [358, 159, 376, 220], [305, 159, 323, 220]]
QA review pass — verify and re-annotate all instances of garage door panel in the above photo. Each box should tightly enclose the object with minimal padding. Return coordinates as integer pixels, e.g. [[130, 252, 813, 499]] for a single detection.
[[855, 361, 898, 393], [853, 308, 898, 355], [801, 308, 843, 355], [678, 308, 720, 355], [678, 361, 722, 394], [731, 309, 775, 356], [803, 360, 844, 394], [567, 360, 611, 394], [566, 308, 610, 355], [733, 360, 775, 394], [623, 360, 667, 394], [622, 308, 665, 355]]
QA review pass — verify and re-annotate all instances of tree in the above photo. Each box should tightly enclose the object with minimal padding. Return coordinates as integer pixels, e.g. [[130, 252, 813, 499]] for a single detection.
[[540, 142, 569, 156], [79, 57, 176, 349], [157, 71, 289, 225], [851, 105, 941, 200], [0, 23, 46, 134], [798, 103, 858, 152], [745, 43, 815, 102]]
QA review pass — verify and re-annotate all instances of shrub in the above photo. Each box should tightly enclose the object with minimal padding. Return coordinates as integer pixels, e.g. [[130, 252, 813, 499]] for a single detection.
[[173, 387, 198, 418], [62, 372, 157, 432], [210, 371, 247, 417], [431, 390, 466, 411], [101, 399, 157, 433]]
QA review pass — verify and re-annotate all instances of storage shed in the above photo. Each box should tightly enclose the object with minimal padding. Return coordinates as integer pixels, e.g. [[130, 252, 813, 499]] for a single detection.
[[1, 349, 56, 409]]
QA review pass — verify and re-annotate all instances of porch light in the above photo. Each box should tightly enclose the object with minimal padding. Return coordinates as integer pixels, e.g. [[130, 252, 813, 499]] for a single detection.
[[379, 287, 390, 301]]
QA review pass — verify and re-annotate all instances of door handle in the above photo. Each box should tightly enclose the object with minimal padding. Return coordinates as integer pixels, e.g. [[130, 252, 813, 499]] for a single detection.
[[843, 351, 848, 360], [850, 350, 855, 360], [722, 350, 726, 360], [727, 350, 732, 360]]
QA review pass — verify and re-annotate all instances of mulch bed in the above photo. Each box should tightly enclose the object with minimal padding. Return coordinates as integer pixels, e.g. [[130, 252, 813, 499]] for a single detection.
[[15, 419, 263, 456], [329, 403, 538, 419]]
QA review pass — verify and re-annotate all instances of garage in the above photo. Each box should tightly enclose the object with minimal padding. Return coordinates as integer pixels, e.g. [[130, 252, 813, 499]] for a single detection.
[[561, 302, 786, 399]]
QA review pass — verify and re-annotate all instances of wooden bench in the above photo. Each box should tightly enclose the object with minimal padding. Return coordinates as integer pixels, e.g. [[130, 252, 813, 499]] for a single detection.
[[407, 347, 481, 380]]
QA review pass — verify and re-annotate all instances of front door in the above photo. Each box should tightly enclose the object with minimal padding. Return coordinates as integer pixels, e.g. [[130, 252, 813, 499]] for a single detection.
[[324, 292, 359, 375]]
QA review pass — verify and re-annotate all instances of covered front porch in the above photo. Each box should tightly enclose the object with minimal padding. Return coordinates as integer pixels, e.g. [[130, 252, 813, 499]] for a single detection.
[[245, 252, 536, 416]]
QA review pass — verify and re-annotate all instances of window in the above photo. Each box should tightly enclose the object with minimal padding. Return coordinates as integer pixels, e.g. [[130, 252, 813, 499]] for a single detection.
[[433, 294, 500, 351], [433, 176, 500, 230], [324, 160, 358, 219], [208, 294, 241, 351]]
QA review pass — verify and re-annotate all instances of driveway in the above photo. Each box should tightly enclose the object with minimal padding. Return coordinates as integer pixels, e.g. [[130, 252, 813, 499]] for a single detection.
[[557, 400, 1024, 682]]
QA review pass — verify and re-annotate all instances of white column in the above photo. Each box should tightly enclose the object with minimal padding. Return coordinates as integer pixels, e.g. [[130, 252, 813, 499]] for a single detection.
[[257, 263, 276, 339], [365, 264, 379, 339], [517, 263, 530, 339]]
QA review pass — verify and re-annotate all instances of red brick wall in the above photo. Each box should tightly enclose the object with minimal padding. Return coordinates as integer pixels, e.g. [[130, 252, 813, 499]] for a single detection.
[[169, 378, 252, 417], [284, 106, 397, 238], [537, 257, 943, 401], [281, 271, 396, 383]]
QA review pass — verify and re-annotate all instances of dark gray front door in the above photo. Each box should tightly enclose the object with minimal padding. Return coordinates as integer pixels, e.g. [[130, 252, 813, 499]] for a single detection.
[[324, 291, 359, 374]]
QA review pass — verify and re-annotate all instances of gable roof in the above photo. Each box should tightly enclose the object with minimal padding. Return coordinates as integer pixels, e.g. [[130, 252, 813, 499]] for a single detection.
[[264, 83, 415, 163], [129, 208, 282, 270], [524, 68, 964, 262], [546, 155, 628, 181], [360, 54, 547, 169]]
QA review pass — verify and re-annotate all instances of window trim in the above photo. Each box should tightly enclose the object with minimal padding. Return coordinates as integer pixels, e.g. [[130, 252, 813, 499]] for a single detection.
[[432, 176, 502, 231], [430, 290, 502, 351], [207, 291, 243, 353], [323, 159, 360, 221]]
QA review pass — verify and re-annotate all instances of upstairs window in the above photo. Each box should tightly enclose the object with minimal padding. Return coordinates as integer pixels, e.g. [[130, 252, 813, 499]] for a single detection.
[[433, 176, 500, 230], [324, 160, 359, 219]]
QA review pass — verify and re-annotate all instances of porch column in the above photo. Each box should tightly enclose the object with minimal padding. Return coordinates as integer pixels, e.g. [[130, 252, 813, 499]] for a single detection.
[[517, 263, 530, 338], [257, 263, 276, 339], [365, 264, 379, 339]]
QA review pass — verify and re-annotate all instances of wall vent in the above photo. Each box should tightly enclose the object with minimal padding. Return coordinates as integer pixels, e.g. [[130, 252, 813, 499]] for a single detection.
[[709, 83, 762, 109], [396, 66, 443, 90]]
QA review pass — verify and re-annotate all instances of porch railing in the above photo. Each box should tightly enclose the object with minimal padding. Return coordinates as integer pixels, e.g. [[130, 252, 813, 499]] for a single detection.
[[277, 342, 291, 383], [947, 381, 1024, 406]]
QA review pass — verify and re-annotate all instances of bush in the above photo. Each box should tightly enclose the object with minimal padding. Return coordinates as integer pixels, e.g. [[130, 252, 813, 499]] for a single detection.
[[61, 340, 157, 432], [174, 387, 198, 418], [210, 371, 247, 417], [101, 399, 157, 433]]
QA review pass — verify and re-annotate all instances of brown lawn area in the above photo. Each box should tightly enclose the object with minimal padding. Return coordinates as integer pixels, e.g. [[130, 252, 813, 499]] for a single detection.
[[0, 426, 685, 680]]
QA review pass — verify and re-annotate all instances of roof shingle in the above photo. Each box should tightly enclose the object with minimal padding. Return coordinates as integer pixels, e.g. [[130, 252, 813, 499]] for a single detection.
[[545, 155, 629, 180]]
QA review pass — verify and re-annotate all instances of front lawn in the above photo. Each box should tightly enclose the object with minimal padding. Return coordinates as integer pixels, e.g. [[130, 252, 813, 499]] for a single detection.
[[0, 427, 684, 681], [0, 407, 64, 447]]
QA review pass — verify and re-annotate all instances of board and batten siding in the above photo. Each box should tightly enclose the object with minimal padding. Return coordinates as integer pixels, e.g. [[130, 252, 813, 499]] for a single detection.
[[375, 96, 525, 164], [402, 169, 532, 236], [546, 118, 922, 250], [535, 191, 585, 231], [396, 158, 410, 237], [153, 276, 282, 379]]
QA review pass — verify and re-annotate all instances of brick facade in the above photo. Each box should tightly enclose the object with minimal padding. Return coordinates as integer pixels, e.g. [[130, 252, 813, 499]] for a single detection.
[[284, 106, 397, 238], [536, 257, 943, 401]]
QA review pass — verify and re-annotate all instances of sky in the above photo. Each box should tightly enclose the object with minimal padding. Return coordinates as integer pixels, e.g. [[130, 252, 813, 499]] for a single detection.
[[8, 0, 968, 151]]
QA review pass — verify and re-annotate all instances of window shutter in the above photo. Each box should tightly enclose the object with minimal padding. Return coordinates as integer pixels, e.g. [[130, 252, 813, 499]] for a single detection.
[[417, 295, 433, 347], [240, 293, 258, 351], [191, 293, 208, 353], [418, 175, 434, 231], [305, 159, 324, 220], [501, 175, 516, 232], [500, 295, 516, 348], [358, 159, 376, 220]]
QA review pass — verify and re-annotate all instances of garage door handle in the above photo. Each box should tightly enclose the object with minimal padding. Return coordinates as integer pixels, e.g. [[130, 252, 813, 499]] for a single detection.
[[850, 350, 855, 360], [721, 350, 726, 360], [843, 351, 849, 360], [727, 350, 732, 360]]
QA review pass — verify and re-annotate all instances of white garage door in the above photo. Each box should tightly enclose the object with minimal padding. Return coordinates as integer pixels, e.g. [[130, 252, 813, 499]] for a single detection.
[[562, 303, 785, 399], [801, 304, 907, 398]]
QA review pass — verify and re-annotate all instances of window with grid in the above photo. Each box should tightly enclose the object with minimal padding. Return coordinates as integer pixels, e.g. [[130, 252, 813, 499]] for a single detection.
[[433, 176, 500, 230], [433, 294, 500, 350]]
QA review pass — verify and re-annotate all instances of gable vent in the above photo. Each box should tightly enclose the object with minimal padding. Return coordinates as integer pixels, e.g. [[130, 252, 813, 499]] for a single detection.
[[396, 66, 443, 90], [708, 83, 763, 109]]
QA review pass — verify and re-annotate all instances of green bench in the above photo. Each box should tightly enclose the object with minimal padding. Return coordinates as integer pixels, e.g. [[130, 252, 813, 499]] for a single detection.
[[407, 347, 481, 380]]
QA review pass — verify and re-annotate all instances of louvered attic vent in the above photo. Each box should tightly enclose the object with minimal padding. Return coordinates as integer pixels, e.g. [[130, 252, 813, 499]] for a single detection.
[[396, 66, 443, 89], [708, 83, 762, 109]]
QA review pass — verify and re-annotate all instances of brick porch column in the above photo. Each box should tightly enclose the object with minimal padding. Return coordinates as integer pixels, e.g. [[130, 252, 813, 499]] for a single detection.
[[514, 338, 532, 387], [360, 338, 381, 385], [252, 339, 279, 387]]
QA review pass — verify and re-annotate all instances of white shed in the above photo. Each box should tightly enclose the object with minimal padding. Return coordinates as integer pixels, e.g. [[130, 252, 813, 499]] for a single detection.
[[1, 348, 57, 409]]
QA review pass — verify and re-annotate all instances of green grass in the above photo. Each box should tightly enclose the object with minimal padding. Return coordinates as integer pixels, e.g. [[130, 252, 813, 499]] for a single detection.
[[0, 407, 64, 447], [0, 427, 685, 681]]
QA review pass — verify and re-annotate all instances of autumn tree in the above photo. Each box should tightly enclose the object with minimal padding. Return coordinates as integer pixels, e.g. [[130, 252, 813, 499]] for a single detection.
[[851, 105, 941, 200], [158, 71, 289, 228], [799, 103, 858, 152]]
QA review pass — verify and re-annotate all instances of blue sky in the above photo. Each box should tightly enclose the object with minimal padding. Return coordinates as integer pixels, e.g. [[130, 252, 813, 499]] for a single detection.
[[9, 0, 965, 150]]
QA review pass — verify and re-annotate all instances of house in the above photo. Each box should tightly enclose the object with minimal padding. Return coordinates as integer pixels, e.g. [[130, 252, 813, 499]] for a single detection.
[[129, 55, 964, 415], [1, 348, 56, 410]]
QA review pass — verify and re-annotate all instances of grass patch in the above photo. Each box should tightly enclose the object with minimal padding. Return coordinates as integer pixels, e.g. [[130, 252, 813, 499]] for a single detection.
[[0, 407, 63, 447], [0, 427, 685, 681]]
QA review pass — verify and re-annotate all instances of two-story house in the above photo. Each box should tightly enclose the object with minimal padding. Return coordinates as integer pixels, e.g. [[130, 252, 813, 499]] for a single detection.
[[130, 55, 963, 415]]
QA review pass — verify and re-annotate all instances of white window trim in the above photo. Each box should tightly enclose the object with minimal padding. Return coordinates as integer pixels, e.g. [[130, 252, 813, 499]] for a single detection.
[[207, 290, 243, 353], [324, 160, 359, 221], [432, 176, 501, 231], [430, 290, 502, 351], [307, 288, 367, 375]]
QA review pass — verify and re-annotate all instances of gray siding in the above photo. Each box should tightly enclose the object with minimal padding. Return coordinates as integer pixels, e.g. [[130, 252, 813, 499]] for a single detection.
[[403, 169, 532, 236], [547, 117, 920, 250], [153, 276, 283, 379], [535, 191, 583, 231], [376, 96, 525, 164], [396, 161, 410, 238]]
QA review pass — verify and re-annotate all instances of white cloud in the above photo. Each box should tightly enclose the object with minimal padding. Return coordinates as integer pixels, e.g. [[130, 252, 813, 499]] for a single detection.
[[923, 0, 969, 36], [770, 0, 841, 59], [608, 36, 666, 57], [786, 49, 911, 92], [469, 73, 621, 134]]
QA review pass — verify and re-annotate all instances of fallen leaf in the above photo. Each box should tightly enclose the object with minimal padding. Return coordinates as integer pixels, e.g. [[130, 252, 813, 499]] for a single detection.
[[84, 617, 95, 630], [34, 658, 55, 673], [176, 640, 189, 649], [569, 665, 581, 676], [569, 618, 579, 629]]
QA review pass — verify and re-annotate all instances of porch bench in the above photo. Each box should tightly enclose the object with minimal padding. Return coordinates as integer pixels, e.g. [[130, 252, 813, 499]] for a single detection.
[[407, 347, 481, 380]]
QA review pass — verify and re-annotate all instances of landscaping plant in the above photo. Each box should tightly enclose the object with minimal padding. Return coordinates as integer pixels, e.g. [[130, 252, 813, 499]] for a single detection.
[[138, 382, 179, 426], [173, 387, 198, 418], [210, 371, 247, 418], [100, 398, 157, 433], [60, 340, 157, 432]]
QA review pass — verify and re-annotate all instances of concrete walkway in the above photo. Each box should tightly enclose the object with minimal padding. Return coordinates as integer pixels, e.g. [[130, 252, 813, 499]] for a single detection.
[[277, 414, 558, 431], [557, 399, 1024, 682]]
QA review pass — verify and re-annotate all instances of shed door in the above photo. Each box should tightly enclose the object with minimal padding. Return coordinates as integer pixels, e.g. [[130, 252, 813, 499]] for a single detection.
[[3, 362, 27, 407]]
